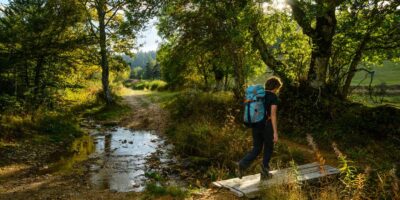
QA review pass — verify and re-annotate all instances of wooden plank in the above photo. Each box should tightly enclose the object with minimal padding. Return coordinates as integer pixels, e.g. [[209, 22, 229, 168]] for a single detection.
[[243, 165, 340, 198], [213, 162, 320, 187], [212, 163, 340, 198]]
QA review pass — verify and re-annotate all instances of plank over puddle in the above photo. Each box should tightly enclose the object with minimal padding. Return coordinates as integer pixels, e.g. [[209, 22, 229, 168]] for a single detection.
[[212, 162, 340, 198]]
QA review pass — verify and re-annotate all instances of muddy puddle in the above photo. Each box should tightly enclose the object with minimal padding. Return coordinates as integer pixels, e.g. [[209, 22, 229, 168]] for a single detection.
[[67, 125, 177, 192]]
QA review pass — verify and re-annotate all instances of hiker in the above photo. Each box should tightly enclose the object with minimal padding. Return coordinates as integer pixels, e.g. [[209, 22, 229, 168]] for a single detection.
[[239, 76, 282, 180]]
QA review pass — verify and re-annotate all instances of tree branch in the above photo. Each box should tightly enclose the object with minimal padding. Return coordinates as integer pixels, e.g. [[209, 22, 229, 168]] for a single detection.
[[286, 0, 315, 38], [251, 27, 291, 84], [106, 1, 125, 13], [105, 6, 121, 27]]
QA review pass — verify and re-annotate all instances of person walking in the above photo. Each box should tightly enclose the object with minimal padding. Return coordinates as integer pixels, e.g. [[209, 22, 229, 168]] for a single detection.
[[238, 76, 282, 180]]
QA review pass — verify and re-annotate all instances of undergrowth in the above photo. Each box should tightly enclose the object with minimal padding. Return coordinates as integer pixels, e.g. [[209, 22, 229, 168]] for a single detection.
[[165, 90, 250, 181], [0, 82, 129, 168], [161, 89, 400, 199], [279, 87, 400, 171]]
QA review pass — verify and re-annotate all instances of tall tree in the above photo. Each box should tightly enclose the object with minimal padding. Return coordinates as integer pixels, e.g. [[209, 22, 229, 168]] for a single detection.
[[285, 0, 342, 88], [158, 0, 259, 98], [252, 0, 399, 97], [0, 0, 90, 107], [335, 0, 400, 97], [82, 0, 160, 104]]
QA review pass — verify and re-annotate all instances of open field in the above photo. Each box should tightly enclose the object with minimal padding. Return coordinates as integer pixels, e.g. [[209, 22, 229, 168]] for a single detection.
[[351, 61, 400, 86]]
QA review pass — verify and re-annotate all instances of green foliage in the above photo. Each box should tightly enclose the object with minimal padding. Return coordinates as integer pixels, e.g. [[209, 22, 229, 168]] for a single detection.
[[146, 91, 179, 107], [0, 0, 91, 107], [158, 0, 262, 95], [145, 171, 188, 198], [145, 183, 187, 198], [335, 105, 400, 140], [0, 94, 24, 113], [257, 9, 311, 83], [35, 113, 83, 142], [331, 142, 400, 200], [124, 51, 160, 80], [166, 90, 249, 179], [0, 110, 83, 145], [0, 114, 34, 140], [145, 171, 164, 182], [125, 51, 156, 69], [279, 87, 400, 173], [83, 0, 160, 103], [125, 80, 168, 91]]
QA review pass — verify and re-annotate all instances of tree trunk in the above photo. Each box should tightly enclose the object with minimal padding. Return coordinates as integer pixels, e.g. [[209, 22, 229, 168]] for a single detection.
[[231, 50, 245, 100], [33, 56, 44, 102], [224, 73, 229, 91], [251, 28, 290, 84], [97, 1, 113, 104], [307, 10, 336, 88], [213, 66, 224, 91], [342, 32, 371, 98], [14, 62, 18, 98], [287, 0, 338, 89], [24, 58, 30, 88], [197, 63, 209, 90], [233, 65, 244, 99], [203, 73, 209, 90]]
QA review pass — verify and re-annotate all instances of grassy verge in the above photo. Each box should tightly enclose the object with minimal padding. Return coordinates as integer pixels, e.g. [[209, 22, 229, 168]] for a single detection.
[[82, 102, 131, 123], [0, 83, 132, 168], [124, 79, 168, 91], [143, 172, 189, 199], [0, 112, 84, 167], [149, 89, 399, 199]]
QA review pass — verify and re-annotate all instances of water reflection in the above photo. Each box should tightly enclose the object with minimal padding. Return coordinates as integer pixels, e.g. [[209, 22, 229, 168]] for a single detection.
[[89, 127, 164, 192], [52, 134, 95, 172]]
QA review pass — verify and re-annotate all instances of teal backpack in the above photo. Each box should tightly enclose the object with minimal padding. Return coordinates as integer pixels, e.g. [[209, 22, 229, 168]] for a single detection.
[[243, 85, 266, 127]]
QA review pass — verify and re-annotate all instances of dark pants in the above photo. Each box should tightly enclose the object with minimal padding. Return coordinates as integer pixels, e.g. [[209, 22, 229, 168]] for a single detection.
[[239, 121, 274, 170]]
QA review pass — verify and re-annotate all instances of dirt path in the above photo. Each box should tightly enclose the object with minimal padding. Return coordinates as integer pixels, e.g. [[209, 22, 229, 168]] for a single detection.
[[1, 89, 340, 200], [121, 90, 169, 133], [0, 89, 239, 200], [0, 90, 162, 200], [0, 91, 155, 199], [120, 89, 239, 200]]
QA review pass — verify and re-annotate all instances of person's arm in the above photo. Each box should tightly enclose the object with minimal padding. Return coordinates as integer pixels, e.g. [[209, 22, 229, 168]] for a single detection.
[[271, 105, 278, 143]]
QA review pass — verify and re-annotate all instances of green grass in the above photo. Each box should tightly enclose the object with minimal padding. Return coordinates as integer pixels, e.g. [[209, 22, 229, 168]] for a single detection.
[[36, 113, 83, 142], [83, 103, 131, 122], [144, 171, 188, 199], [352, 61, 400, 86], [349, 93, 400, 108], [145, 183, 188, 199], [125, 80, 168, 91], [146, 91, 179, 108]]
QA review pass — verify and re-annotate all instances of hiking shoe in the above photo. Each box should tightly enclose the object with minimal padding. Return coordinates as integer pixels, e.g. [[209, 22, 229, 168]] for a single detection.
[[260, 167, 272, 180]]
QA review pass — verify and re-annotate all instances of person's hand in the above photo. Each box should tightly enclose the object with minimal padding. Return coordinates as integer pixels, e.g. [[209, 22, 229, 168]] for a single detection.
[[273, 133, 278, 143]]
